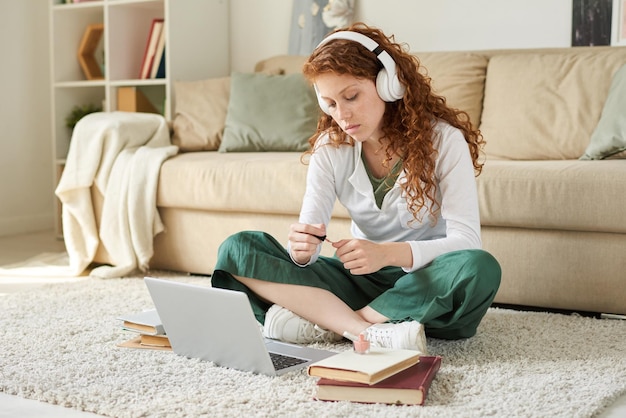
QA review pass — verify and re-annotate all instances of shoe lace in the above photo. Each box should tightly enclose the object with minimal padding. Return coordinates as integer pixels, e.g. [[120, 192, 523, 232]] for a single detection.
[[365, 326, 395, 348], [299, 323, 336, 343]]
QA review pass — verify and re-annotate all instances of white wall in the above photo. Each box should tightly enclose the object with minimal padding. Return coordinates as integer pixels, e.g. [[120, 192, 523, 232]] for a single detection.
[[229, 0, 574, 72], [354, 0, 573, 52], [229, 0, 293, 72], [0, 0, 578, 237], [0, 0, 52, 237]]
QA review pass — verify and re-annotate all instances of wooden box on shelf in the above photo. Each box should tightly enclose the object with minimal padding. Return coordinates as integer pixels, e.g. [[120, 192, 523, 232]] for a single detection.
[[117, 87, 159, 114]]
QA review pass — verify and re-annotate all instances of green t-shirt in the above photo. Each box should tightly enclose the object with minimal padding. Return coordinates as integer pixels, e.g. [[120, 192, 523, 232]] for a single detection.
[[362, 154, 403, 209]]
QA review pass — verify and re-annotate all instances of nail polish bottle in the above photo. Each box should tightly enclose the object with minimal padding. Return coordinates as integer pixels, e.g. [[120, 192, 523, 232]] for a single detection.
[[353, 333, 370, 354]]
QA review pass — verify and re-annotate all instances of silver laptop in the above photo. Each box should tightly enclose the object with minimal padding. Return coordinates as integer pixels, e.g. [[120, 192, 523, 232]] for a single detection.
[[144, 277, 336, 376]]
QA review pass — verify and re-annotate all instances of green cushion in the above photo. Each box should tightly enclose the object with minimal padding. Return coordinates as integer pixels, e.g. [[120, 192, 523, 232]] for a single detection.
[[580, 64, 626, 160], [218, 72, 318, 152]]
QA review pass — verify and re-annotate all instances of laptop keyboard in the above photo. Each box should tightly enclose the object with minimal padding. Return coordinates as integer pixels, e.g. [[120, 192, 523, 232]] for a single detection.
[[269, 352, 308, 370]]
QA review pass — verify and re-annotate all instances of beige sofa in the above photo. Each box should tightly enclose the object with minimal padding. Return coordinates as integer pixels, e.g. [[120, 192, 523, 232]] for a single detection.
[[93, 45, 626, 316]]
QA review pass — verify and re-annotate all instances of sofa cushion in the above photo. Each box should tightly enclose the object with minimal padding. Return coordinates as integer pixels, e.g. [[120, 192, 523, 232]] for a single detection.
[[580, 64, 626, 160], [477, 159, 626, 233], [415, 52, 488, 128], [218, 73, 319, 152], [171, 77, 230, 152], [157, 152, 350, 218], [480, 48, 626, 160], [255, 53, 489, 129]]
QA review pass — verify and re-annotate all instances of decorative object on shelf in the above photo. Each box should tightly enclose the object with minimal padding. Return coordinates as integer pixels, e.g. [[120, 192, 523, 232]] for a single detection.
[[65, 103, 102, 131], [117, 87, 159, 114], [78, 23, 105, 80]]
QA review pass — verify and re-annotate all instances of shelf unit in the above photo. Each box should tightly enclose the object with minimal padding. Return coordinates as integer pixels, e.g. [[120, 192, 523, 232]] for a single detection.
[[49, 0, 230, 235]]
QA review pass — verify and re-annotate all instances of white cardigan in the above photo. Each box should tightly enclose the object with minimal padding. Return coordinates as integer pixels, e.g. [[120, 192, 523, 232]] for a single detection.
[[295, 121, 481, 272]]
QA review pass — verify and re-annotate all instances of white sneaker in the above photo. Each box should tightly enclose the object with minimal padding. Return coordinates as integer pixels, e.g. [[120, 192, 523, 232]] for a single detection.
[[364, 321, 428, 354], [263, 305, 343, 344]]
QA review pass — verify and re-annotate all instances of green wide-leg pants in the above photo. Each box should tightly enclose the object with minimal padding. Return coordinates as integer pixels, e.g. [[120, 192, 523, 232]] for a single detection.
[[212, 231, 501, 340]]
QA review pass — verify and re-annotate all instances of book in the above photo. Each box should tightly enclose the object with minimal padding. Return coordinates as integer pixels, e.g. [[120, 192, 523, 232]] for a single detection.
[[140, 334, 171, 348], [139, 18, 164, 79], [117, 336, 172, 352], [315, 355, 442, 405], [153, 46, 166, 79], [117, 309, 164, 335], [307, 347, 421, 385], [150, 25, 166, 79]]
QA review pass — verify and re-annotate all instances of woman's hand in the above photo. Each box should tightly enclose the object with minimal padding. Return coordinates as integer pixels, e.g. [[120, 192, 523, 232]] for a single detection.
[[288, 223, 327, 265], [333, 239, 413, 275]]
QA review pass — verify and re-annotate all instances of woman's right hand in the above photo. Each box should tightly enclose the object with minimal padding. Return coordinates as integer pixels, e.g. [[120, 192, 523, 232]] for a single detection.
[[288, 223, 326, 265]]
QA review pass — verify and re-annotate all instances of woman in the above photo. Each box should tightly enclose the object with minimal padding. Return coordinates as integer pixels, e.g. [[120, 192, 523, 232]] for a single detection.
[[212, 23, 501, 353]]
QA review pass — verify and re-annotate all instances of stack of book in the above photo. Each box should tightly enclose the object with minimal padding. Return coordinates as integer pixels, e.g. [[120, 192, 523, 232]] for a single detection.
[[307, 348, 442, 405], [139, 18, 166, 80], [117, 309, 171, 351]]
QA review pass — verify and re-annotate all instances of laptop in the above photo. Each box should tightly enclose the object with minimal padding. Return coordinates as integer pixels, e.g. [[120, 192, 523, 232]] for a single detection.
[[144, 277, 336, 376]]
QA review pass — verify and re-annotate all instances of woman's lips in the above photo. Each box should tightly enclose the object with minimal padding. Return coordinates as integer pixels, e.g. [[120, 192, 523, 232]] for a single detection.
[[344, 124, 359, 134]]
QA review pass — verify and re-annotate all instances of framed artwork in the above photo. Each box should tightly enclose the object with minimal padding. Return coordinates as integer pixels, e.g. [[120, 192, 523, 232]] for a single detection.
[[572, 0, 613, 46], [612, 0, 626, 45]]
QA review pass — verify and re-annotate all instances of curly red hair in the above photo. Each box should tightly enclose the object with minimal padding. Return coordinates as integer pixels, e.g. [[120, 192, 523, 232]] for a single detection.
[[302, 22, 484, 222]]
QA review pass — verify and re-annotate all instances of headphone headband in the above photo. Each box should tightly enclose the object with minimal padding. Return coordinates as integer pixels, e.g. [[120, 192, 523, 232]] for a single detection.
[[313, 30, 405, 112], [316, 31, 379, 51]]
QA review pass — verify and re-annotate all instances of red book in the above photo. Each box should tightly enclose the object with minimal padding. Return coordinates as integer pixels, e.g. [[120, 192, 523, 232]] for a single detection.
[[315, 355, 442, 405], [139, 18, 164, 79]]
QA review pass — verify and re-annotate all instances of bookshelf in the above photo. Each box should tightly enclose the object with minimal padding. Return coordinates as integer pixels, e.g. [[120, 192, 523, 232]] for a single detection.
[[49, 0, 230, 235]]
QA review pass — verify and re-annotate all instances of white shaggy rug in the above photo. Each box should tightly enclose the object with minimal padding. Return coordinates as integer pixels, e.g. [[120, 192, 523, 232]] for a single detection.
[[1, 271, 625, 418]]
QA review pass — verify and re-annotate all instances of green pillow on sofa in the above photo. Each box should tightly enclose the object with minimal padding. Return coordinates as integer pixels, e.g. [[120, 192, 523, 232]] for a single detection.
[[219, 72, 319, 152], [580, 64, 626, 160]]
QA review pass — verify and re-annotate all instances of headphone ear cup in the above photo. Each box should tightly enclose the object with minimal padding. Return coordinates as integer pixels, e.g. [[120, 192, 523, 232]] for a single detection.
[[376, 69, 406, 102], [314, 84, 331, 115], [375, 69, 394, 102]]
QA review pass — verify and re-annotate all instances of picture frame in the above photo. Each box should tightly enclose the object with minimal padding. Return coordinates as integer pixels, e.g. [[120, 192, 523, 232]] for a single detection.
[[572, 0, 612, 46], [612, 0, 626, 45]]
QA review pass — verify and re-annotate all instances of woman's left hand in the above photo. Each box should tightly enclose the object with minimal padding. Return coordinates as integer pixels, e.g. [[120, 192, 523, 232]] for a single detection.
[[332, 239, 413, 275]]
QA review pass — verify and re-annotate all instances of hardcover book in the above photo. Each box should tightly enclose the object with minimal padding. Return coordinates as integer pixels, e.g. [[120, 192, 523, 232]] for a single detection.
[[117, 309, 164, 335], [139, 18, 164, 79], [140, 333, 171, 348], [315, 355, 442, 405], [307, 347, 421, 385], [150, 26, 166, 79], [117, 336, 172, 352]]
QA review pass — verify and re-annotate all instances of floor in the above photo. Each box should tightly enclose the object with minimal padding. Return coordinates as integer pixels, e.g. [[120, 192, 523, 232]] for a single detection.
[[0, 231, 101, 418], [0, 230, 625, 418]]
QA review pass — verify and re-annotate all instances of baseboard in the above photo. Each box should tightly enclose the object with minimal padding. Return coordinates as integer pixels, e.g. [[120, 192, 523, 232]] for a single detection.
[[0, 213, 54, 238], [491, 303, 601, 318]]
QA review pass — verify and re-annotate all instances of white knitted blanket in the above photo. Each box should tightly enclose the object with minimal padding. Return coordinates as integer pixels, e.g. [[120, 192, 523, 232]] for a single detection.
[[55, 111, 178, 278]]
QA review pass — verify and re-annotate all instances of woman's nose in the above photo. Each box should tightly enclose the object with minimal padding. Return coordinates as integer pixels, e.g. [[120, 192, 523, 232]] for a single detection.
[[335, 103, 351, 120]]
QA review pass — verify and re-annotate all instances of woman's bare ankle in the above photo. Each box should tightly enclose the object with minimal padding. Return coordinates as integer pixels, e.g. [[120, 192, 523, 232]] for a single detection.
[[357, 306, 389, 324]]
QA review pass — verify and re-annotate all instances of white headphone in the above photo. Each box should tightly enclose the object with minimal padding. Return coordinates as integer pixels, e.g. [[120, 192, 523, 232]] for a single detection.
[[313, 31, 406, 115]]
